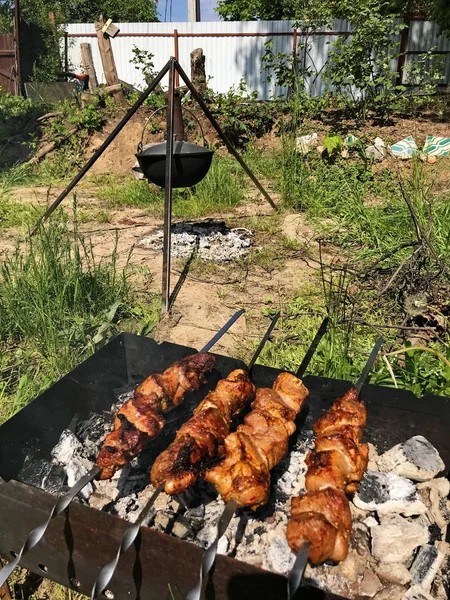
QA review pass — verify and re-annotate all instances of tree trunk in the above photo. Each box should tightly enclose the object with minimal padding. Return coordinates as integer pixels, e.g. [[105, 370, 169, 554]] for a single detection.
[[190, 48, 207, 92], [80, 42, 99, 92]]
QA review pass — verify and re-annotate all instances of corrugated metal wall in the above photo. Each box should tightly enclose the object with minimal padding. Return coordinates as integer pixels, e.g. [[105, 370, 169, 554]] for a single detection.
[[65, 20, 450, 99]]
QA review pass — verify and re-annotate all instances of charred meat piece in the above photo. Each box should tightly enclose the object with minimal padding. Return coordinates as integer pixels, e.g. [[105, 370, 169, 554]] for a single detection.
[[96, 353, 215, 479], [287, 386, 370, 564], [151, 369, 255, 495], [206, 373, 309, 509]]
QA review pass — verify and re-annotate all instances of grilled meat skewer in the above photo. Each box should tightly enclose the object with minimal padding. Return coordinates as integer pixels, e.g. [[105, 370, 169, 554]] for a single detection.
[[206, 372, 309, 509], [151, 369, 256, 495], [287, 387, 371, 565], [96, 353, 216, 479]]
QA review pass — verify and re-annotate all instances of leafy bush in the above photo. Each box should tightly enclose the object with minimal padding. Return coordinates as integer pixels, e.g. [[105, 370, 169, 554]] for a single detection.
[[0, 90, 46, 139]]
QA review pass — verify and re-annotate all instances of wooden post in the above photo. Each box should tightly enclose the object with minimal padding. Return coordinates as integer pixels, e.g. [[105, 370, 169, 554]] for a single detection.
[[95, 17, 120, 87], [190, 48, 206, 93], [80, 43, 99, 92]]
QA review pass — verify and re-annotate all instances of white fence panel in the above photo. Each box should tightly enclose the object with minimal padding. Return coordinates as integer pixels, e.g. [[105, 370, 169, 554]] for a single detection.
[[65, 19, 450, 100]]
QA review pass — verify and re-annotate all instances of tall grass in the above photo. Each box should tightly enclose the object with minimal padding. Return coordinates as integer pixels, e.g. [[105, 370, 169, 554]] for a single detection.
[[0, 207, 144, 422]]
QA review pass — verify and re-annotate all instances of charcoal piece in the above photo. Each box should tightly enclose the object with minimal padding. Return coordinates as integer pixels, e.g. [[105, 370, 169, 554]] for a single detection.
[[428, 523, 442, 544], [377, 436, 445, 482], [354, 471, 427, 516], [410, 544, 445, 591], [18, 458, 54, 489], [43, 463, 68, 493], [76, 411, 113, 457]]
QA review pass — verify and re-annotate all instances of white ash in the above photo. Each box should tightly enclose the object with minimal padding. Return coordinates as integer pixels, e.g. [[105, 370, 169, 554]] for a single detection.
[[137, 221, 253, 262], [370, 514, 429, 563], [51, 430, 95, 499], [377, 436, 445, 482], [417, 479, 450, 531], [354, 471, 427, 517]]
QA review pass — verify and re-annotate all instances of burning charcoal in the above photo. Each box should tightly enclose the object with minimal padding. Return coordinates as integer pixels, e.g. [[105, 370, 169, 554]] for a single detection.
[[114, 496, 139, 521], [154, 510, 172, 531], [172, 519, 191, 540], [360, 569, 383, 598], [377, 436, 445, 482], [375, 562, 411, 585], [265, 528, 295, 574], [196, 499, 226, 547], [401, 585, 435, 600], [276, 450, 308, 497], [18, 458, 66, 492], [350, 521, 371, 556], [354, 471, 427, 517], [417, 478, 450, 531], [51, 430, 94, 498], [370, 514, 429, 563], [410, 544, 446, 592], [76, 412, 113, 457]]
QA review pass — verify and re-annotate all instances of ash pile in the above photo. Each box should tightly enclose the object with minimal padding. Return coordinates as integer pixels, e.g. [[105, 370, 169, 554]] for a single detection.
[[137, 220, 253, 262], [20, 390, 450, 600]]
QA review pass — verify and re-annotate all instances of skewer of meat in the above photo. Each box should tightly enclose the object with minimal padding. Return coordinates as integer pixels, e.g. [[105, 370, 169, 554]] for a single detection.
[[0, 310, 245, 590], [186, 318, 330, 600], [90, 313, 281, 600], [286, 337, 384, 600]]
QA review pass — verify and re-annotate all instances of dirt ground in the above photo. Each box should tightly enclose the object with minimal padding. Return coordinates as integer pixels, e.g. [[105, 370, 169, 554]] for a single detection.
[[0, 186, 319, 358]]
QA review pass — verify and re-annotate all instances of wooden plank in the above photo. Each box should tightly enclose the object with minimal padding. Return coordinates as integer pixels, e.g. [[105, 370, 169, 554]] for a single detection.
[[95, 17, 120, 87], [80, 42, 98, 92]]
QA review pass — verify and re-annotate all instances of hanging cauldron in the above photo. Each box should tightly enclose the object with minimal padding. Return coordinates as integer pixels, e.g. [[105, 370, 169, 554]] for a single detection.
[[136, 94, 214, 188], [136, 140, 214, 188]]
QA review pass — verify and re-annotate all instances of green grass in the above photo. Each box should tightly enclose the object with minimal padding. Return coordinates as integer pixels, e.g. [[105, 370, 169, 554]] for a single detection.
[[0, 206, 160, 424], [96, 155, 247, 218]]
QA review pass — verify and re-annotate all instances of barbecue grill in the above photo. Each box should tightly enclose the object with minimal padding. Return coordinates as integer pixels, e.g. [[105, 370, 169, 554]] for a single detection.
[[0, 333, 449, 600]]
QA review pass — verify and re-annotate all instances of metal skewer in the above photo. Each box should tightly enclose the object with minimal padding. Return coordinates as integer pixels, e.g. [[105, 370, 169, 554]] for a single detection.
[[187, 317, 330, 600], [286, 336, 384, 600], [0, 309, 245, 589], [91, 311, 281, 599]]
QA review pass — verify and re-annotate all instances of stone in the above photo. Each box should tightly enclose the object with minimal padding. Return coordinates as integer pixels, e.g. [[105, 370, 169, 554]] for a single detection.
[[366, 145, 386, 161], [370, 514, 429, 563], [375, 562, 411, 585], [354, 471, 427, 517], [376, 436, 445, 482], [374, 584, 407, 600], [401, 585, 434, 600], [410, 544, 446, 592], [417, 478, 450, 530], [360, 569, 383, 598]]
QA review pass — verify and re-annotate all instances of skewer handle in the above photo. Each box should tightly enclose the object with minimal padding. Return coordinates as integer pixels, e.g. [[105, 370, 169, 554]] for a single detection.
[[248, 312, 280, 370], [0, 466, 100, 588], [186, 499, 238, 600], [355, 336, 384, 394], [296, 317, 329, 379], [287, 541, 311, 599], [200, 309, 245, 352]]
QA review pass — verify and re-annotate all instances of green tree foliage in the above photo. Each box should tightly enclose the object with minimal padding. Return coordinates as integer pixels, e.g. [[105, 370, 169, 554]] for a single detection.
[[216, 0, 450, 33], [0, 0, 158, 29]]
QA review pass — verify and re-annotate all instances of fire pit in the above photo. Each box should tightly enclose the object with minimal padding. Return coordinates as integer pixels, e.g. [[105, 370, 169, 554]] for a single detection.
[[0, 333, 449, 600]]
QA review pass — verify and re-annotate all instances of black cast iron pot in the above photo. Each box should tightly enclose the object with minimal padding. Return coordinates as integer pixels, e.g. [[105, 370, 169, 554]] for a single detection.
[[136, 141, 214, 188]]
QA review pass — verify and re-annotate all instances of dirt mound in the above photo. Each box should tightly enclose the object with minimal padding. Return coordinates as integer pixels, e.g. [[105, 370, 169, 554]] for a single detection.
[[86, 112, 165, 176]]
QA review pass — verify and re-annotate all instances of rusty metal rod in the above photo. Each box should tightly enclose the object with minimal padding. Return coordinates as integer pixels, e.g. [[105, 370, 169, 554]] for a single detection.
[[162, 59, 176, 313], [174, 60, 278, 211]]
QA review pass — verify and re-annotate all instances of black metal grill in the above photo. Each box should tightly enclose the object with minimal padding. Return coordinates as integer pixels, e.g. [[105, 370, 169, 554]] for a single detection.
[[0, 333, 449, 600]]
